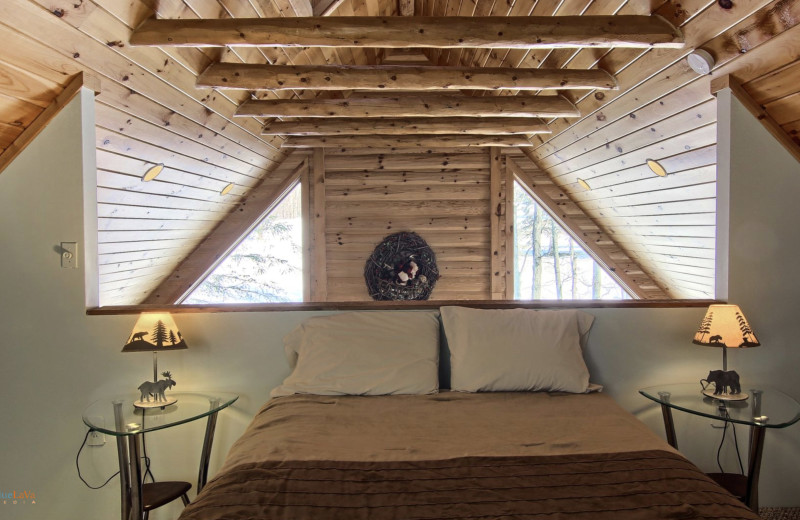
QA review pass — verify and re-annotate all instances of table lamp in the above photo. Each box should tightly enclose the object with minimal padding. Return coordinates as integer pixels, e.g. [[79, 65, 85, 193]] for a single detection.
[[693, 304, 760, 401], [122, 312, 188, 408]]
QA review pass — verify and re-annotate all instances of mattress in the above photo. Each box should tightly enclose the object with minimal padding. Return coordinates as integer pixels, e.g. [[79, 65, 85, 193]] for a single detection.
[[180, 391, 759, 519]]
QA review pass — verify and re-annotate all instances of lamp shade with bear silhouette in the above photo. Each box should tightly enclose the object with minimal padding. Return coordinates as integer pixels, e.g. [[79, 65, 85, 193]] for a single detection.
[[693, 304, 759, 401], [122, 312, 188, 408]]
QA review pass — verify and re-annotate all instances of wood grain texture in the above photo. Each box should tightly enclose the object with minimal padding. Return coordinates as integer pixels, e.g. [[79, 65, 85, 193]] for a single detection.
[[87, 299, 720, 315], [199, 63, 618, 91], [237, 94, 580, 118], [130, 15, 684, 49], [0, 72, 87, 176], [263, 117, 551, 136], [282, 135, 534, 148]]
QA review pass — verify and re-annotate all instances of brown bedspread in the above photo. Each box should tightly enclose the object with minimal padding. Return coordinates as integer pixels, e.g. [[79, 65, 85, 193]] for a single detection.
[[180, 392, 759, 520]]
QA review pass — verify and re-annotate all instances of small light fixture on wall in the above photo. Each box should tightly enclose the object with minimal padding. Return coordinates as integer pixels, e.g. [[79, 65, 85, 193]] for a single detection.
[[693, 304, 760, 401], [122, 312, 188, 408], [220, 183, 234, 196], [142, 163, 164, 182], [646, 159, 668, 177], [577, 178, 591, 191]]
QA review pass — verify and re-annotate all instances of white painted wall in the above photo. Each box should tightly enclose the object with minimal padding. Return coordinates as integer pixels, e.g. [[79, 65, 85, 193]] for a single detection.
[[0, 90, 798, 520]]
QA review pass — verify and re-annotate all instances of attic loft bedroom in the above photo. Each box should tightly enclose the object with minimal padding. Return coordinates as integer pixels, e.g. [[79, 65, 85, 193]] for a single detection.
[[4, 2, 800, 520], [0, 0, 796, 309], [11, 0, 800, 309]]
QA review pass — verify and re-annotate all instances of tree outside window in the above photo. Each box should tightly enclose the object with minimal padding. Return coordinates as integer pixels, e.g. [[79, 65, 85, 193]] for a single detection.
[[183, 184, 303, 304], [513, 181, 630, 300]]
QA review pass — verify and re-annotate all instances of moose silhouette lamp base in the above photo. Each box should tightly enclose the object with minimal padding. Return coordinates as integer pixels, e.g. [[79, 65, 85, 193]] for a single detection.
[[134, 396, 178, 409], [122, 313, 189, 409]]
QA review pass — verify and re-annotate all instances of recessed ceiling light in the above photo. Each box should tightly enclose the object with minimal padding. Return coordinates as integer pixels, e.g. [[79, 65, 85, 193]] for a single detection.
[[646, 159, 668, 177], [577, 178, 591, 191], [220, 183, 234, 196], [142, 163, 164, 181]]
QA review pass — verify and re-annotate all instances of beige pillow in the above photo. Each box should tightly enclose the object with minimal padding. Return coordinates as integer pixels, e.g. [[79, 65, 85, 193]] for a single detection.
[[441, 307, 594, 393], [270, 311, 439, 398]]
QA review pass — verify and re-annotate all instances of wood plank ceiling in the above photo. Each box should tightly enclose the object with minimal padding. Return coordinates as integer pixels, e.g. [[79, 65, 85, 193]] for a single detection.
[[0, 0, 799, 304]]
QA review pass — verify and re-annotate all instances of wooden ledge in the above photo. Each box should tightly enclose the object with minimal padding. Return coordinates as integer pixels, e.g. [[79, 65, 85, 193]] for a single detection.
[[87, 299, 719, 315]]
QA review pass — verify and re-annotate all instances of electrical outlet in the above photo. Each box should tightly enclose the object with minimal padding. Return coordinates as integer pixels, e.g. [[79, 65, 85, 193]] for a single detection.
[[87, 416, 105, 447]]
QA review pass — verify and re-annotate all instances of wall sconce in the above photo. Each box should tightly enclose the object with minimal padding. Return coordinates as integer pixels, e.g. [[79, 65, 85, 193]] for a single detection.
[[142, 163, 164, 182], [646, 159, 668, 177]]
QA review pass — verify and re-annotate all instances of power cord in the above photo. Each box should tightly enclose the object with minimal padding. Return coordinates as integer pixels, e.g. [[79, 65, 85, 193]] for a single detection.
[[76, 427, 158, 489], [140, 414, 156, 484], [714, 405, 745, 475], [76, 428, 120, 489]]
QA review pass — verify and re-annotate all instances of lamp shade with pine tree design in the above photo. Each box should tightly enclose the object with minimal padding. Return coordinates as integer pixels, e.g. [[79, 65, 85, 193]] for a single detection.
[[692, 304, 760, 349]]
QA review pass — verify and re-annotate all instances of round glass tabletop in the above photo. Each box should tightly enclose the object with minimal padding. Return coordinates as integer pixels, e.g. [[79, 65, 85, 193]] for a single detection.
[[640, 383, 800, 428], [82, 392, 239, 437]]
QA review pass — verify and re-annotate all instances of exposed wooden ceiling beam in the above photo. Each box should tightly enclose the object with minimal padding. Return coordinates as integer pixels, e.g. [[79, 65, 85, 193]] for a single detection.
[[236, 94, 580, 118], [282, 135, 534, 148], [198, 63, 618, 91], [129, 16, 684, 49], [262, 117, 551, 136]]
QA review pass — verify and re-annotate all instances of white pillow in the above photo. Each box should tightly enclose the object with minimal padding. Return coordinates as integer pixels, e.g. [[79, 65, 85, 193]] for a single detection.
[[270, 311, 439, 398], [441, 307, 594, 393]]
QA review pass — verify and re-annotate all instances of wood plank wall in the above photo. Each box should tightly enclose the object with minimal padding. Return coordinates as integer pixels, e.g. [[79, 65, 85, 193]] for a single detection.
[[321, 148, 500, 301], [3, 0, 800, 305]]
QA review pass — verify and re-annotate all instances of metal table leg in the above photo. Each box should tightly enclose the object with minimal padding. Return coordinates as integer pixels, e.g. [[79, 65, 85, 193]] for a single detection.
[[660, 403, 678, 449], [128, 432, 144, 520], [197, 397, 221, 494], [745, 424, 766, 512], [112, 401, 131, 520]]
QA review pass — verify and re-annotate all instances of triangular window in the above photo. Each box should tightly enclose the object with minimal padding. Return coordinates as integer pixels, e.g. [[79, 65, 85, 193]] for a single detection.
[[183, 184, 303, 303], [513, 181, 631, 300]]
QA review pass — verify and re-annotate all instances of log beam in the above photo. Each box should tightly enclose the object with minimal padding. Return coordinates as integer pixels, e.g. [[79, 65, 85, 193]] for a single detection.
[[198, 63, 618, 91], [129, 16, 684, 49], [237, 94, 580, 118], [262, 117, 551, 135], [282, 135, 533, 148]]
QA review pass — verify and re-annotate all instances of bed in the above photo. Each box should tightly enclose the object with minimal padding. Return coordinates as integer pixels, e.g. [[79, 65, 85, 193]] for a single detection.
[[179, 308, 760, 520]]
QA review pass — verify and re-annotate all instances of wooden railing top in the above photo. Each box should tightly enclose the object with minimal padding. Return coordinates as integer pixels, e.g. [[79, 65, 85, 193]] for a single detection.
[[87, 299, 719, 315]]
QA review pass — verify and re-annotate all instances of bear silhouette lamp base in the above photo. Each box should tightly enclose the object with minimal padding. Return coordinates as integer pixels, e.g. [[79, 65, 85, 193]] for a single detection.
[[701, 348, 748, 401], [693, 304, 760, 402]]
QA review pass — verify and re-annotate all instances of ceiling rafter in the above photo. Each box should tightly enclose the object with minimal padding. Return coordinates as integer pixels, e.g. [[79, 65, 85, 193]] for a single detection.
[[262, 117, 551, 136], [282, 135, 534, 148], [129, 15, 684, 49], [236, 94, 580, 118], [197, 63, 619, 91]]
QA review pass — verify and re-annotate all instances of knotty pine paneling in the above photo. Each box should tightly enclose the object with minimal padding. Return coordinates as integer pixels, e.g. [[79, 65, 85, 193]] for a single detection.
[[324, 149, 493, 301], [1, 0, 800, 304]]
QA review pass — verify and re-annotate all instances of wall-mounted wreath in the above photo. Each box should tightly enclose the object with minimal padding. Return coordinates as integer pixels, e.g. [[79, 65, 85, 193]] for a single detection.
[[364, 231, 440, 301]]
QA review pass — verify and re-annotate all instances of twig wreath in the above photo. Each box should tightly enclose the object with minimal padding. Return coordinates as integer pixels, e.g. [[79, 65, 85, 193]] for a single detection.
[[364, 231, 440, 301]]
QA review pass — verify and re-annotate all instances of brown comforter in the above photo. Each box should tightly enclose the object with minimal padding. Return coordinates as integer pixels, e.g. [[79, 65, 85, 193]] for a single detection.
[[180, 392, 759, 520]]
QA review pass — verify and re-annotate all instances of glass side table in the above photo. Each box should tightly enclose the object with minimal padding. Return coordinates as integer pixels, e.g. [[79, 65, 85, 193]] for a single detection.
[[640, 383, 800, 512], [83, 392, 238, 520]]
